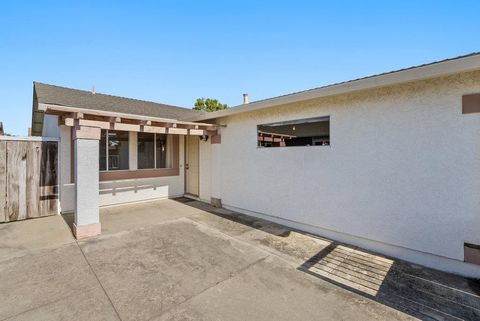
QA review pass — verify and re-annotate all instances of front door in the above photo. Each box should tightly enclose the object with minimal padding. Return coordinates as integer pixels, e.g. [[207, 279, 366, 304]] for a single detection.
[[185, 135, 199, 196]]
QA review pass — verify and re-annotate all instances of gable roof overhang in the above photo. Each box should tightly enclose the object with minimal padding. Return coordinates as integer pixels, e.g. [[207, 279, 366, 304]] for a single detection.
[[187, 52, 480, 122], [30, 82, 209, 136]]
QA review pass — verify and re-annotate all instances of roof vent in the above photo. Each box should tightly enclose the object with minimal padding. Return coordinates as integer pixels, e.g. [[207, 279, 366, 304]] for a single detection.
[[92, 86, 96, 95], [243, 93, 249, 104]]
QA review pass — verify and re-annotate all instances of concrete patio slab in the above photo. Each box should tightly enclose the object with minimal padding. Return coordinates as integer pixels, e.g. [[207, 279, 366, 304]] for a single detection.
[[0, 215, 74, 262], [154, 255, 412, 321], [0, 198, 479, 321], [0, 244, 100, 320], [77, 218, 268, 321], [5, 288, 119, 321]]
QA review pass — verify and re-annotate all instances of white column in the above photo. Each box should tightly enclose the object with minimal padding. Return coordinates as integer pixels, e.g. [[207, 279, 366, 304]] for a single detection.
[[73, 126, 101, 239], [59, 125, 74, 213]]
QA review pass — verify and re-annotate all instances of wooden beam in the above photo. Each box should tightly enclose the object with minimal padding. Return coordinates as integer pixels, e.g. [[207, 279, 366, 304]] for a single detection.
[[167, 128, 188, 135], [78, 119, 110, 129], [42, 103, 219, 129], [142, 126, 167, 134], [257, 136, 283, 143], [113, 122, 140, 132], [62, 118, 74, 127], [108, 117, 121, 123], [56, 108, 218, 136], [206, 130, 218, 136], [188, 129, 205, 136]]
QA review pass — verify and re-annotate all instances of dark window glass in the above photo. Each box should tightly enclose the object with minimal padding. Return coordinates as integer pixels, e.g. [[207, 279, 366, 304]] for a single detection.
[[138, 132, 155, 169], [257, 117, 330, 147], [99, 130, 107, 171], [107, 130, 129, 170], [156, 134, 168, 168]]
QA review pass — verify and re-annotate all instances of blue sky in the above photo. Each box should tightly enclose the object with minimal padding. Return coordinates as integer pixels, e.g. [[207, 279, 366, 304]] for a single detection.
[[1, 1, 479, 135]]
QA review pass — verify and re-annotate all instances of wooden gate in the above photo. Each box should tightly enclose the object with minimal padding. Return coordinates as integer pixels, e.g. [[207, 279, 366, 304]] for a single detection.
[[0, 138, 58, 222]]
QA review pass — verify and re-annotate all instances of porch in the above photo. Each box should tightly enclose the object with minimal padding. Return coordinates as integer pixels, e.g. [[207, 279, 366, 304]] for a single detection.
[[0, 198, 478, 320], [39, 103, 220, 238]]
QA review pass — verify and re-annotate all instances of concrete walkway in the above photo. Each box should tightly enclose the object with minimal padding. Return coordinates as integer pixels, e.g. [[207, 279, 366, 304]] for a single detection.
[[0, 198, 479, 321]]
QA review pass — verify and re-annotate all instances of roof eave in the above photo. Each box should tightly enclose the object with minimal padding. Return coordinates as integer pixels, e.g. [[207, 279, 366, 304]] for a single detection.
[[41, 103, 219, 128], [189, 53, 480, 121]]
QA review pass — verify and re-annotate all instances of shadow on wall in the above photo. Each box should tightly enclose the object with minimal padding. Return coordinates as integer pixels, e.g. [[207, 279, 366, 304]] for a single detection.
[[298, 243, 480, 320]]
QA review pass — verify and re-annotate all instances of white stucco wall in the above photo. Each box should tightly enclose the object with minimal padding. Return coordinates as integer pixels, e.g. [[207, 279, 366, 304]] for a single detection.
[[199, 140, 212, 202], [210, 70, 480, 277], [42, 114, 61, 137], [99, 175, 184, 206]]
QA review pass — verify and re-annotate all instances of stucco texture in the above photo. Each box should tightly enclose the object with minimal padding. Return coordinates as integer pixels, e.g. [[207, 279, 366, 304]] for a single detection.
[[209, 70, 480, 265]]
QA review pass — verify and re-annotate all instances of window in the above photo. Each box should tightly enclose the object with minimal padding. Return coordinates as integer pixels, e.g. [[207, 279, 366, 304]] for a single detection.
[[156, 134, 169, 168], [137, 133, 172, 169], [100, 130, 129, 171], [257, 116, 330, 147], [137, 133, 154, 169]]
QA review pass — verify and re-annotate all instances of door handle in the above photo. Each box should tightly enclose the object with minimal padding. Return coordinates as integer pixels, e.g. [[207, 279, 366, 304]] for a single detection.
[[185, 164, 189, 170]]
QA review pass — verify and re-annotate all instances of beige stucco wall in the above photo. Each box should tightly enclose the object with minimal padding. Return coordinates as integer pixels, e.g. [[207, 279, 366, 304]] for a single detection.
[[207, 70, 480, 277]]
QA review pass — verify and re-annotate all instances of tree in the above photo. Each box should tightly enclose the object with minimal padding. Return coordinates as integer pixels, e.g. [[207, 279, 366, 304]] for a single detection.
[[193, 98, 228, 112]]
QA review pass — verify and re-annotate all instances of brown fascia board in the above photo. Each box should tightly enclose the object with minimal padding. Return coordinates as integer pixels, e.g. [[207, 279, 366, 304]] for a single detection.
[[188, 52, 480, 122]]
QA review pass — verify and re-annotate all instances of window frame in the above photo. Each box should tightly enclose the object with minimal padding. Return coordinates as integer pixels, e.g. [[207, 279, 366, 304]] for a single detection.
[[98, 132, 180, 181], [257, 116, 331, 148], [100, 129, 130, 171], [137, 132, 171, 170]]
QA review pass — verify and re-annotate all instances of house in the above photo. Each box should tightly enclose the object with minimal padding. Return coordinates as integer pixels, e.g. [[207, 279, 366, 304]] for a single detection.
[[31, 52, 480, 278]]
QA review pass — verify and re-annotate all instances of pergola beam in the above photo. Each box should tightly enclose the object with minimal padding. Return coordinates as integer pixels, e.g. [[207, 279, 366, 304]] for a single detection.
[[50, 102, 221, 136], [60, 117, 214, 136], [41, 103, 220, 129]]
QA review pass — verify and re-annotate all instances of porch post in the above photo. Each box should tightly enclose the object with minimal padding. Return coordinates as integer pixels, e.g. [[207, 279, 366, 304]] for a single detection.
[[72, 125, 101, 239]]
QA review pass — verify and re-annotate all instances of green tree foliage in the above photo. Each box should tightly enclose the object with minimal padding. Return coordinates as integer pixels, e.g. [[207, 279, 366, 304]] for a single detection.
[[193, 98, 228, 112]]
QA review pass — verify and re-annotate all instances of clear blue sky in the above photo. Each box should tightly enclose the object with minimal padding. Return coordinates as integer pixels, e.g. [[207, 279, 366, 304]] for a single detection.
[[1, 1, 479, 135]]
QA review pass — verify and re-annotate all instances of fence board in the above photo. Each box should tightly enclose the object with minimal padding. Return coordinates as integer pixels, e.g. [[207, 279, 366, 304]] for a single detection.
[[26, 141, 42, 218], [1, 140, 58, 223], [6, 142, 28, 222], [40, 142, 58, 217], [0, 141, 6, 222]]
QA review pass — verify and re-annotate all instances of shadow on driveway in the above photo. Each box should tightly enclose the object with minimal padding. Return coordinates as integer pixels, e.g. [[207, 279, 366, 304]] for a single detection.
[[175, 197, 480, 321]]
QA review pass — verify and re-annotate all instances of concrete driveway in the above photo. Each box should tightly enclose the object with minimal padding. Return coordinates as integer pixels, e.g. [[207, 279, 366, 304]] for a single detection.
[[0, 198, 479, 321]]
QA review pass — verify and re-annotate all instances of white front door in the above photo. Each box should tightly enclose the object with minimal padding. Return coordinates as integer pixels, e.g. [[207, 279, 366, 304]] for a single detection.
[[185, 135, 199, 196]]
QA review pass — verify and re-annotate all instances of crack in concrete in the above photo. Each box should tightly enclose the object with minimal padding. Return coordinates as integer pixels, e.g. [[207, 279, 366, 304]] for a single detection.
[[147, 255, 270, 321], [75, 239, 124, 321]]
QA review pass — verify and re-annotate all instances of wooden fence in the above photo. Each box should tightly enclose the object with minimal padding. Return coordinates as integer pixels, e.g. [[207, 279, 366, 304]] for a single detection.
[[0, 138, 58, 222]]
